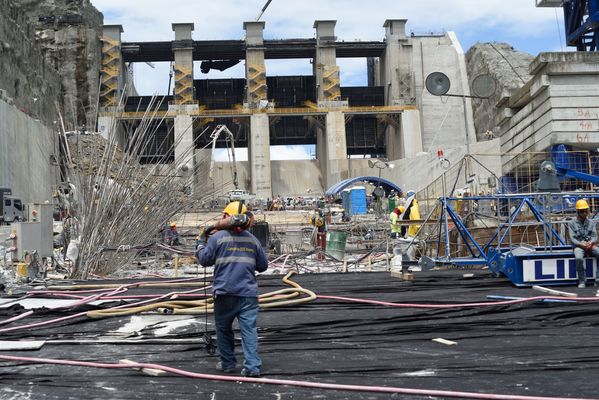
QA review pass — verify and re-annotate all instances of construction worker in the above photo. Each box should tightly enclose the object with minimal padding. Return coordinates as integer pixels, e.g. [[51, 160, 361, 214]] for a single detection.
[[389, 206, 406, 239], [196, 201, 268, 377], [308, 206, 327, 252], [404, 190, 421, 238], [568, 199, 599, 288], [166, 222, 180, 246]]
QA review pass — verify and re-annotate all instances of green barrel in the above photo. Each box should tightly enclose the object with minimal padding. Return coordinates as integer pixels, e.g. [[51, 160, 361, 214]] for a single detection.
[[388, 198, 396, 212], [326, 231, 347, 260]]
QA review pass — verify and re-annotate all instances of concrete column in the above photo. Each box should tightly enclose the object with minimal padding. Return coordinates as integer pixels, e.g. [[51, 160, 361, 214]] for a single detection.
[[244, 21, 268, 105], [172, 110, 196, 193], [99, 25, 124, 108], [170, 24, 197, 192], [324, 111, 349, 187], [381, 19, 422, 160], [244, 21, 271, 199], [313, 20, 348, 189], [401, 110, 423, 157], [249, 114, 272, 199], [172, 23, 195, 105], [98, 25, 125, 143], [313, 20, 340, 102]]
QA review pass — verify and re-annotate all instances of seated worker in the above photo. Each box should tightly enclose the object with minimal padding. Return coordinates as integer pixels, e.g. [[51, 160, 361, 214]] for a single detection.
[[568, 199, 599, 288], [389, 206, 406, 239]]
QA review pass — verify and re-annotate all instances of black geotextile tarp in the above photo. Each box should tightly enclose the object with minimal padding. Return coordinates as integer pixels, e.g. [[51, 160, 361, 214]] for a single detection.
[[1, 271, 599, 399]]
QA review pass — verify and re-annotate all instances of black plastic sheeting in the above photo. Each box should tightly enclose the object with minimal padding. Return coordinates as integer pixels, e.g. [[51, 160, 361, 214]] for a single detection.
[[1, 271, 599, 399]]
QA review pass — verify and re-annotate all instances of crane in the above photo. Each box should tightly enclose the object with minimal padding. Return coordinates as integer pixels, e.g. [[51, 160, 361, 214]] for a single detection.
[[536, 0, 599, 51], [255, 0, 273, 21], [208, 125, 239, 189]]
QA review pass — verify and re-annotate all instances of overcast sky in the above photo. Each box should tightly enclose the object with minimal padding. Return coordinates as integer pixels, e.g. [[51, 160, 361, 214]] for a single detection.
[[92, 0, 567, 159]]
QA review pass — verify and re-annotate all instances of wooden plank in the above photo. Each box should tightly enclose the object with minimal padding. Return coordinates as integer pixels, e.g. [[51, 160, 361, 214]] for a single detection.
[[532, 285, 578, 298], [119, 359, 167, 376], [432, 338, 458, 346], [0, 341, 45, 351]]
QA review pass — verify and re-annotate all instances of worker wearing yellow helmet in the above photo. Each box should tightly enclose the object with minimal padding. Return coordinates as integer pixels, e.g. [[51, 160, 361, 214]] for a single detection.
[[568, 199, 599, 288], [196, 201, 267, 377], [166, 222, 180, 246]]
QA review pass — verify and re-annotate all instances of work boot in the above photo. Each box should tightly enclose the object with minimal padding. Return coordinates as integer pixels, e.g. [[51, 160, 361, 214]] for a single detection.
[[216, 361, 235, 373], [578, 282, 586, 289], [240, 368, 260, 377]]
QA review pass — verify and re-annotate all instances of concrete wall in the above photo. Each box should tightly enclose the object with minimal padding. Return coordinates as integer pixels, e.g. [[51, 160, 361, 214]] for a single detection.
[[345, 139, 502, 196], [207, 160, 322, 198], [411, 33, 475, 153], [0, 99, 59, 203], [497, 52, 599, 172]]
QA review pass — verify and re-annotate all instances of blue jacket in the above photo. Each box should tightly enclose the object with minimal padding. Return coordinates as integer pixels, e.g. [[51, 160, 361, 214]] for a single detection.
[[197, 230, 268, 297]]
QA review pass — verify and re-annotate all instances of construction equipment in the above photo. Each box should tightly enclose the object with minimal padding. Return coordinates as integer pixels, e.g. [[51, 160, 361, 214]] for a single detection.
[[536, 0, 599, 51], [417, 160, 599, 287], [208, 124, 239, 189], [255, 0, 273, 21], [0, 188, 24, 224]]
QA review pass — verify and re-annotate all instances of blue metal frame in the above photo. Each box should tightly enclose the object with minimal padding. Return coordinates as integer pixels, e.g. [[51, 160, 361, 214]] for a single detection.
[[563, 0, 599, 51], [325, 176, 401, 197], [556, 165, 599, 185], [432, 193, 599, 282]]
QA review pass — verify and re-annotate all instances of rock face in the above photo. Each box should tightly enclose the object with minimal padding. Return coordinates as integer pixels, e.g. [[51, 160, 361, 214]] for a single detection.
[[466, 43, 534, 141], [0, 0, 103, 128], [0, 0, 62, 124]]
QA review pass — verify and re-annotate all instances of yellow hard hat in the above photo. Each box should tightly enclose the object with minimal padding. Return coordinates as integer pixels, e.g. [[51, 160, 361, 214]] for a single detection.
[[170, 222, 177, 228], [223, 201, 247, 216], [576, 199, 590, 210]]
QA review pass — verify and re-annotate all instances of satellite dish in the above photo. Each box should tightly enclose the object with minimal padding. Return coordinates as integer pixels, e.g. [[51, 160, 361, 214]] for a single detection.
[[425, 72, 451, 96], [472, 74, 496, 98], [367, 159, 375, 168]]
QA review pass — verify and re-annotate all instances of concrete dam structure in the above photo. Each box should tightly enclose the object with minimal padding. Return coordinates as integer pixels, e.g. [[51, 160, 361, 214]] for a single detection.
[[6, 1, 599, 203], [97, 20, 474, 199]]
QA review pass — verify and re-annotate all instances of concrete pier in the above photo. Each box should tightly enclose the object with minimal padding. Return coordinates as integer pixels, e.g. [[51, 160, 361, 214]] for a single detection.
[[244, 21, 272, 199], [313, 20, 349, 188], [170, 23, 198, 191], [98, 24, 125, 145]]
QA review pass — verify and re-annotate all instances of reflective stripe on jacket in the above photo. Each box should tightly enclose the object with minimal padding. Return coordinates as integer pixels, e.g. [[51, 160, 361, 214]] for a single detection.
[[198, 230, 268, 297]]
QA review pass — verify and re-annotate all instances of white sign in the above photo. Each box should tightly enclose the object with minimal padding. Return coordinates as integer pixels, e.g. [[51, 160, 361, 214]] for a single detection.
[[522, 258, 597, 282]]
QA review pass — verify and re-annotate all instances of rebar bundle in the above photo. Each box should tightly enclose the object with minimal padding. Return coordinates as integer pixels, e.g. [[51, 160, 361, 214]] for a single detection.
[[58, 96, 229, 279]]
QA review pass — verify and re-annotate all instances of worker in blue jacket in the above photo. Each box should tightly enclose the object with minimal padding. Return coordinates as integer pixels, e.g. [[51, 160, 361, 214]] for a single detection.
[[568, 199, 599, 288], [196, 201, 268, 377]]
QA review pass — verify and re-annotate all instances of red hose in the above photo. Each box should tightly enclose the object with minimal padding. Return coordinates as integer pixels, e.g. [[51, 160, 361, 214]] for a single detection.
[[0, 354, 594, 400], [317, 294, 599, 308]]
